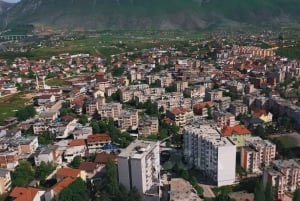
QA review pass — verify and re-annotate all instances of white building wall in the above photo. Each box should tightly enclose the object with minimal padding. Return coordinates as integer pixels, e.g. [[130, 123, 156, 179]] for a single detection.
[[118, 157, 131, 191], [217, 145, 236, 186], [130, 158, 144, 193]]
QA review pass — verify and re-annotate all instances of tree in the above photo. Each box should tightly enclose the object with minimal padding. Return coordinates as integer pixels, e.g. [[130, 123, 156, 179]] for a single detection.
[[38, 132, 55, 145], [71, 156, 81, 168], [206, 104, 212, 119], [216, 188, 234, 201], [254, 181, 265, 201], [11, 161, 35, 186], [254, 125, 266, 139], [15, 105, 36, 121], [78, 114, 88, 125], [106, 158, 119, 196], [265, 181, 275, 201], [128, 187, 142, 201], [293, 188, 300, 201], [59, 178, 89, 201], [35, 162, 55, 180], [179, 169, 189, 180]]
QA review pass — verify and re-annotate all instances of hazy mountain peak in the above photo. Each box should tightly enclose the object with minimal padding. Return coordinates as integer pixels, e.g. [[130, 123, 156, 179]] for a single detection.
[[1, 0, 300, 30]]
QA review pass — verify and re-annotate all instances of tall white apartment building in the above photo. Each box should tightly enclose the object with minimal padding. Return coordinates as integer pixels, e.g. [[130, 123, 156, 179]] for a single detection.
[[183, 124, 236, 186], [118, 140, 160, 196]]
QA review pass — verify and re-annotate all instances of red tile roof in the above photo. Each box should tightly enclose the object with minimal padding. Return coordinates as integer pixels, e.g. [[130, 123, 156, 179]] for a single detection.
[[170, 107, 188, 115], [9, 187, 41, 201], [68, 139, 86, 146], [79, 162, 97, 173], [221, 125, 251, 137], [56, 168, 81, 178], [52, 177, 75, 193], [251, 108, 268, 118], [95, 153, 117, 164], [87, 134, 111, 143]]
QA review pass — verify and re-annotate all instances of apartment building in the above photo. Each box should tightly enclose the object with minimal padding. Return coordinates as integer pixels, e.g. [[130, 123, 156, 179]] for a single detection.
[[19, 136, 39, 155], [214, 112, 237, 129], [98, 103, 122, 120], [229, 100, 249, 117], [118, 110, 139, 131], [241, 136, 276, 173], [33, 122, 48, 134], [0, 169, 11, 195], [263, 159, 300, 200], [215, 96, 231, 111], [0, 151, 18, 170], [118, 140, 160, 197], [138, 117, 159, 136], [166, 107, 193, 127], [176, 81, 188, 92], [193, 101, 214, 118], [205, 90, 223, 101], [184, 85, 206, 98], [85, 98, 100, 116], [183, 124, 236, 186]]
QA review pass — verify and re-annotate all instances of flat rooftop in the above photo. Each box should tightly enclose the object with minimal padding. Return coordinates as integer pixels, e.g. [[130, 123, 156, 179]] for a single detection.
[[184, 124, 234, 147], [118, 140, 158, 159]]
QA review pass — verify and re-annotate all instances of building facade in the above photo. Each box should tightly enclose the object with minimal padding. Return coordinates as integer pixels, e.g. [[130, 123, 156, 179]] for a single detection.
[[183, 125, 236, 186], [118, 140, 160, 197]]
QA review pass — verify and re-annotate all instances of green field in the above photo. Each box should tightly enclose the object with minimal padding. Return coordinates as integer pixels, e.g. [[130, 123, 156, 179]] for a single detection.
[[46, 78, 67, 87], [0, 92, 32, 123], [275, 136, 298, 148]]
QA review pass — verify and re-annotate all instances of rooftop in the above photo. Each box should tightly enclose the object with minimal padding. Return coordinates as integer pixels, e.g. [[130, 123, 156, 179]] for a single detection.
[[56, 168, 81, 178], [87, 134, 111, 143], [118, 140, 158, 159], [221, 125, 251, 137], [9, 187, 41, 201], [246, 136, 274, 147], [52, 177, 75, 193], [184, 124, 234, 147], [68, 139, 86, 146]]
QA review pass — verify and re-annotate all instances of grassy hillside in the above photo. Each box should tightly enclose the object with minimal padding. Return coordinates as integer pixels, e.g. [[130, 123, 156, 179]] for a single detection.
[[1, 0, 300, 30]]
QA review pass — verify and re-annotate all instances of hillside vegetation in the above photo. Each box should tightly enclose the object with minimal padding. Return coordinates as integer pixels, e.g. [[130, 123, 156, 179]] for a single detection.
[[1, 0, 300, 30]]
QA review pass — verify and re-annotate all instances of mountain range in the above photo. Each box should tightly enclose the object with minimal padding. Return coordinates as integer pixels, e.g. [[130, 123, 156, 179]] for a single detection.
[[0, 0, 300, 30], [0, 1, 13, 15]]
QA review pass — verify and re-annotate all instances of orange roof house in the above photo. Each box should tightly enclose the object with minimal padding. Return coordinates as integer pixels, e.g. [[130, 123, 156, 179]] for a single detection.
[[52, 177, 75, 194], [221, 125, 252, 147], [56, 168, 86, 182], [95, 152, 118, 165], [9, 187, 44, 201], [87, 134, 111, 143], [68, 139, 86, 147], [221, 125, 251, 137]]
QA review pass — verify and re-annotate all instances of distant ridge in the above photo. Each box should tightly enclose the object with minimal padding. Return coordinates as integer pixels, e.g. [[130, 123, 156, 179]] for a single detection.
[[0, 0, 13, 15], [1, 0, 300, 30]]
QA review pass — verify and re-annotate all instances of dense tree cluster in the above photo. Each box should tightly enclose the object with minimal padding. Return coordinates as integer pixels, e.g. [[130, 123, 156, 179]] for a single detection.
[[11, 161, 55, 186], [254, 180, 274, 201], [15, 105, 36, 121], [90, 118, 135, 148]]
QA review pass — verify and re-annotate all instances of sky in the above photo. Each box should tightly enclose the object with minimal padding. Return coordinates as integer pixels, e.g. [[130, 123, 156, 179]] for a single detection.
[[2, 0, 20, 3]]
